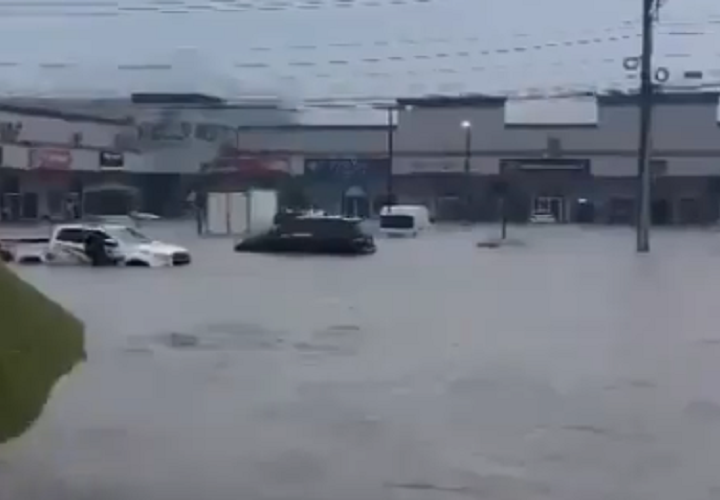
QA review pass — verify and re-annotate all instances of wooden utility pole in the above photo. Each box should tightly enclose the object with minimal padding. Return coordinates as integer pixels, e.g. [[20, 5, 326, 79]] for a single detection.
[[636, 0, 655, 252]]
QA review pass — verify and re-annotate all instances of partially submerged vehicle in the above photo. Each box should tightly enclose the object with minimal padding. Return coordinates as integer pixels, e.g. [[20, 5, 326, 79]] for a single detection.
[[529, 211, 557, 224], [379, 205, 431, 237], [273, 208, 326, 225], [2, 223, 191, 267], [234, 214, 376, 255], [1, 242, 15, 262], [1, 236, 55, 265]]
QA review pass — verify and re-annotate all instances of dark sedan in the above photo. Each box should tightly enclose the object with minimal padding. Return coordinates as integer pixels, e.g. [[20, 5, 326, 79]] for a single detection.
[[234, 215, 376, 255]]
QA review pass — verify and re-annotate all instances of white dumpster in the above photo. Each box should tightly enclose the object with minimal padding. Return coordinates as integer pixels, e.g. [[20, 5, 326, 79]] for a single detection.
[[205, 189, 278, 236]]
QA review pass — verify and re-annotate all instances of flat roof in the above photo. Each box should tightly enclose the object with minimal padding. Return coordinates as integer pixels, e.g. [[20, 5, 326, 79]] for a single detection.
[[0, 102, 131, 125], [396, 95, 507, 108], [398, 91, 720, 109], [597, 91, 720, 106], [1, 91, 718, 129], [130, 93, 225, 105]]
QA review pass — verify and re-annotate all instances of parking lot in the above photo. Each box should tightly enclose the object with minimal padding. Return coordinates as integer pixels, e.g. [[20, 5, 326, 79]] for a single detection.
[[3, 223, 720, 500]]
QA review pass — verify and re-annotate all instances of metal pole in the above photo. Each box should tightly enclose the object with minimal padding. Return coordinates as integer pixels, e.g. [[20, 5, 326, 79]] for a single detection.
[[500, 196, 507, 239], [464, 127, 472, 221], [386, 107, 395, 208], [636, 0, 655, 253]]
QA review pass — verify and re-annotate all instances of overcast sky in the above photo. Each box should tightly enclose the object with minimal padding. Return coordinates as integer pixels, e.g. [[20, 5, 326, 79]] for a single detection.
[[0, 0, 717, 120]]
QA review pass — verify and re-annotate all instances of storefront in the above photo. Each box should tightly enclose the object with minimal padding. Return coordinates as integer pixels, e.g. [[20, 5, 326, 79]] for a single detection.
[[496, 158, 592, 223], [0, 164, 21, 221], [302, 157, 390, 217]]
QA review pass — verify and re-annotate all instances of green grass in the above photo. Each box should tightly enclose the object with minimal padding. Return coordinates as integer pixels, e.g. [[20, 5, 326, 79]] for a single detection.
[[0, 263, 85, 444]]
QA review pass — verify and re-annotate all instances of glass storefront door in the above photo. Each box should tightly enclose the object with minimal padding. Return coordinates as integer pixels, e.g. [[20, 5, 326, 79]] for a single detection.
[[532, 196, 564, 222]]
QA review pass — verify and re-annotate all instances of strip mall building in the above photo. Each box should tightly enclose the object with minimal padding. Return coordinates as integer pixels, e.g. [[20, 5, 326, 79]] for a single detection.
[[0, 91, 719, 224]]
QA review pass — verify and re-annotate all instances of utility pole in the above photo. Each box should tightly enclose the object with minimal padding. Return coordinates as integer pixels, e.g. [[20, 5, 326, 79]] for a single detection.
[[386, 107, 395, 209], [636, 0, 655, 252]]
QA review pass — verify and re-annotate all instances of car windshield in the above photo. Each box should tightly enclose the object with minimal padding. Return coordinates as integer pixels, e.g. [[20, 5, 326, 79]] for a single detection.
[[380, 214, 414, 229], [104, 227, 152, 244]]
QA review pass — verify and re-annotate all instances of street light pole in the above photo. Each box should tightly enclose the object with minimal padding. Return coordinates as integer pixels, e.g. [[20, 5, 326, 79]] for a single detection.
[[461, 120, 472, 222], [636, 0, 655, 253], [386, 107, 395, 209]]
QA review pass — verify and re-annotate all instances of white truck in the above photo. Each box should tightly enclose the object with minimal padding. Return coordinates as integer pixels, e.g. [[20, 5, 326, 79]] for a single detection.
[[3, 223, 191, 267]]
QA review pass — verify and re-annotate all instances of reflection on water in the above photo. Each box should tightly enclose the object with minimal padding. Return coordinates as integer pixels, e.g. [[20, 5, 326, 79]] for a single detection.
[[3, 224, 720, 500]]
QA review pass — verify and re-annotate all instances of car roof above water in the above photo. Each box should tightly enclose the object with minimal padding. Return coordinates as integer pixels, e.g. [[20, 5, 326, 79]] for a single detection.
[[294, 214, 362, 222], [277, 215, 365, 235], [53, 223, 128, 233], [380, 205, 428, 215]]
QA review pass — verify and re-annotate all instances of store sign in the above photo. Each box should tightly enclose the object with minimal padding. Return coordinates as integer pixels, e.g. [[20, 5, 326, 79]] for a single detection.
[[99, 151, 124, 169], [28, 148, 72, 170], [304, 158, 389, 181], [204, 156, 291, 175], [501, 158, 589, 173]]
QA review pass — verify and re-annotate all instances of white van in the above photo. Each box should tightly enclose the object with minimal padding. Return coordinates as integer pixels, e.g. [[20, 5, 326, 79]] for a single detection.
[[379, 205, 431, 237]]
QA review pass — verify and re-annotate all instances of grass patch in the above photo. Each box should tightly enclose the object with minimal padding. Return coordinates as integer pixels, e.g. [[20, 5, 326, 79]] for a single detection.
[[0, 263, 85, 444]]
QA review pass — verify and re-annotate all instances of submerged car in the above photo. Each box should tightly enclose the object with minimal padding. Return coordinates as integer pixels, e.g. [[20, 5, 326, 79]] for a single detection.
[[529, 211, 557, 224], [0, 245, 12, 262], [43, 224, 191, 267], [379, 205, 431, 237], [234, 215, 376, 255]]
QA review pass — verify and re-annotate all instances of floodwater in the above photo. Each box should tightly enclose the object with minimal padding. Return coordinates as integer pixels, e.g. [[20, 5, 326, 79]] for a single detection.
[[3, 222, 720, 500]]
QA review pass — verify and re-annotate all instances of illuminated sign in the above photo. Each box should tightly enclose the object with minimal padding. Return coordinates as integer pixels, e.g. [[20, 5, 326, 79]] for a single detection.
[[28, 148, 72, 170]]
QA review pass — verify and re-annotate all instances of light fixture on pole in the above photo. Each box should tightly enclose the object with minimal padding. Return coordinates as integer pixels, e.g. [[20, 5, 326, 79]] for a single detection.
[[461, 120, 472, 221], [461, 120, 472, 174]]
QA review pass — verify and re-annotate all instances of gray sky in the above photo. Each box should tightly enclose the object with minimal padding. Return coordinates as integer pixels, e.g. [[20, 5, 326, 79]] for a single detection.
[[0, 0, 717, 121]]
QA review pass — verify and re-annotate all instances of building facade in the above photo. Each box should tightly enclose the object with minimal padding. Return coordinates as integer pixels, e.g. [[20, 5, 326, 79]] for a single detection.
[[234, 92, 720, 224], [0, 96, 303, 220], [389, 92, 720, 224], [2, 92, 720, 224]]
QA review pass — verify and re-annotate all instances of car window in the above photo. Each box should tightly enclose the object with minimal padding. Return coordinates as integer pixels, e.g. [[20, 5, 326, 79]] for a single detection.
[[104, 227, 151, 244], [279, 218, 360, 238], [55, 228, 86, 243], [89, 230, 112, 241], [278, 219, 314, 234]]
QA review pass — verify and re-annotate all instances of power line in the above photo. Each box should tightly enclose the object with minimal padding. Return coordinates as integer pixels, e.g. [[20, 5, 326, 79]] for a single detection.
[[0, 7, 715, 102], [0, 19, 710, 70], [0, 0, 439, 16]]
